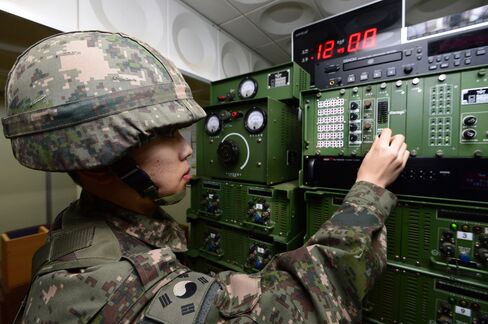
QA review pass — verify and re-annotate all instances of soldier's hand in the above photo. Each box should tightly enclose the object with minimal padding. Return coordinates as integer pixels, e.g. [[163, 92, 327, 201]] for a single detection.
[[356, 128, 409, 188]]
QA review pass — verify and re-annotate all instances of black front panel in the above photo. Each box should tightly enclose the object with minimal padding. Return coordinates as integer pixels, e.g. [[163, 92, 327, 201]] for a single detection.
[[303, 156, 488, 202]]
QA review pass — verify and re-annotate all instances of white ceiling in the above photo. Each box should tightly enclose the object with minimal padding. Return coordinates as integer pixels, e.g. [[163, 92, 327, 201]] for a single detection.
[[179, 0, 487, 65]]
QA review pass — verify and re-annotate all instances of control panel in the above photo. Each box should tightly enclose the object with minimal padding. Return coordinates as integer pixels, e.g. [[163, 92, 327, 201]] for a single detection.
[[301, 67, 488, 202], [188, 178, 304, 243], [364, 266, 488, 323], [197, 97, 300, 184], [209, 62, 309, 105]]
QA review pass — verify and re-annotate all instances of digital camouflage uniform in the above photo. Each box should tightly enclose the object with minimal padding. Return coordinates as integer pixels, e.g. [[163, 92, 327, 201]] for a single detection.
[[1, 31, 397, 323]]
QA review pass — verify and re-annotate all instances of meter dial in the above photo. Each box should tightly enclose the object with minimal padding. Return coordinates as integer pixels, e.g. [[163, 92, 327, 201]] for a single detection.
[[204, 114, 222, 135], [244, 107, 267, 134], [238, 77, 258, 99]]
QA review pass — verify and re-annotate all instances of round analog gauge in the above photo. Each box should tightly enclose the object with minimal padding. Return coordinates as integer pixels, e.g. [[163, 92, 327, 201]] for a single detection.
[[205, 114, 222, 135], [238, 77, 258, 99], [244, 107, 267, 134]]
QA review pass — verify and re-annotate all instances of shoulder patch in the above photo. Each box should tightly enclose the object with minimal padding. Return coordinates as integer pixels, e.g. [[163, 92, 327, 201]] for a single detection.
[[144, 272, 217, 324]]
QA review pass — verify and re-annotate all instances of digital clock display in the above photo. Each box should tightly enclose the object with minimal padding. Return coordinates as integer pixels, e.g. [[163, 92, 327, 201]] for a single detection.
[[292, 0, 402, 81], [315, 27, 378, 61]]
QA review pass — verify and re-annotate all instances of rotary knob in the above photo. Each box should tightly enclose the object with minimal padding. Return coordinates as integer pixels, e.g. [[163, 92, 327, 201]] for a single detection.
[[463, 116, 477, 126], [350, 113, 358, 121], [350, 134, 358, 142], [364, 121, 372, 130], [463, 129, 476, 139], [364, 100, 372, 109], [350, 123, 358, 132], [350, 102, 359, 110], [404, 65, 413, 74], [217, 140, 240, 166]]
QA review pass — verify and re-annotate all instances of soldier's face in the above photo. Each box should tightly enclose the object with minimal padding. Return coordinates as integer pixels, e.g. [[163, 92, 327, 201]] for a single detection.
[[130, 130, 193, 197]]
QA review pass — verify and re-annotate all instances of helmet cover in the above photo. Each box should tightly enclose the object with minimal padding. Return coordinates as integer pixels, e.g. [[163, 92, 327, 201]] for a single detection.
[[2, 31, 206, 171]]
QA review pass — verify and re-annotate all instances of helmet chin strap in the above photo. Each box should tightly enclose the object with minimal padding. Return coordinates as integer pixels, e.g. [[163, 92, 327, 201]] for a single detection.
[[111, 156, 186, 206]]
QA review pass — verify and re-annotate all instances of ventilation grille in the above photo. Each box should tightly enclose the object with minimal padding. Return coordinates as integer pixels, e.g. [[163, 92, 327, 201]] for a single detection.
[[406, 206, 422, 262], [403, 271, 430, 323], [385, 208, 400, 260], [273, 192, 289, 235], [364, 266, 397, 322]]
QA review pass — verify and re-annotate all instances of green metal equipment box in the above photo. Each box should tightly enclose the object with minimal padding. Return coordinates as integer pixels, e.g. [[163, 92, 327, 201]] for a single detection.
[[197, 97, 301, 184], [188, 178, 304, 243], [364, 265, 488, 323], [304, 190, 488, 285], [187, 217, 303, 273]]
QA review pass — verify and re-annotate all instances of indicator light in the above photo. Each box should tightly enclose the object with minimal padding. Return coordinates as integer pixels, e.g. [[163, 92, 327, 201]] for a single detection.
[[450, 223, 458, 231]]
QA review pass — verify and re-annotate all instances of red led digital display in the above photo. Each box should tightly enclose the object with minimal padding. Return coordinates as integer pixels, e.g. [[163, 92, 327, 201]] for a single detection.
[[315, 27, 378, 61]]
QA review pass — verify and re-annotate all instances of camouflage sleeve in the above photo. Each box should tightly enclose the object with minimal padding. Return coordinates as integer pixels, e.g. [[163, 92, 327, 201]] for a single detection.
[[206, 181, 397, 323]]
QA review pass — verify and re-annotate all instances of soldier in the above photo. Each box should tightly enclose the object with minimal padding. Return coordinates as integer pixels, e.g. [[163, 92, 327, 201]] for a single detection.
[[2, 31, 408, 323]]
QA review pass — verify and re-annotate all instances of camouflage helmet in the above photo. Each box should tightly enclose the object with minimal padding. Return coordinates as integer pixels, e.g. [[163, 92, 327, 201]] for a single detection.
[[2, 31, 206, 171]]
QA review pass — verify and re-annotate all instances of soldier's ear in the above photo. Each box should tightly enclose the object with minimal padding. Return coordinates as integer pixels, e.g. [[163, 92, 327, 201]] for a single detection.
[[75, 168, 116, 186]]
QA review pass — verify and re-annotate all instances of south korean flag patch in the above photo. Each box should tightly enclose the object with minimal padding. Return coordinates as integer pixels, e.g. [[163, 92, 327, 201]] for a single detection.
[[144, 271, 217, 324]]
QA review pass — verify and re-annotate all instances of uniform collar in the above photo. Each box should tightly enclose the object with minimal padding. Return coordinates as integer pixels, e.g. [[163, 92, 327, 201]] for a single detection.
[[77, 190, 188, 252]]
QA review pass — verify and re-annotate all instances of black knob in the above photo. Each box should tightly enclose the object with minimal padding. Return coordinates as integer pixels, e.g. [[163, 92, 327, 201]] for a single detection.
[[463, 116, 477, 126], [350, 134, 358, 142], [350, 102, 358, 110], [440, 242, 455, 257], [350, 123, 358, 132], [350, 113, 358, 120], [404, 65, 413, 74], [217, 140, 240, 166], [463, 129, 476, 139]]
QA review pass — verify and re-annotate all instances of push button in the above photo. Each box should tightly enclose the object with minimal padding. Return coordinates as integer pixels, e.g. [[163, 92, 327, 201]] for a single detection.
[[373, 70, 382, 79], [476, 48, 486, 56], [387, 67, 396, 76], [347, 74, 356, 83]]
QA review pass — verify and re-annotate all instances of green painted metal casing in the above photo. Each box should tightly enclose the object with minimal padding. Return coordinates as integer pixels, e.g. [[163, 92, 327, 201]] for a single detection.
[[209, 62, 310, 105], [300, 66, 488, 164], [186, 217, 303, 273], [188, 178, 304, 243], [364, 265, 488, 323], [186, 256, 228, 277], [304, 190, 488, 285], [197, 97, 301, 184]]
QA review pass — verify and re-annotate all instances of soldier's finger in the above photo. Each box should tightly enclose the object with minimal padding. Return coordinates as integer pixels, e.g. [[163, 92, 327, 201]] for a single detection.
[[378, 128, 392, 147], [390, 134, 406, 152], [401, 149, 410, 168]]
